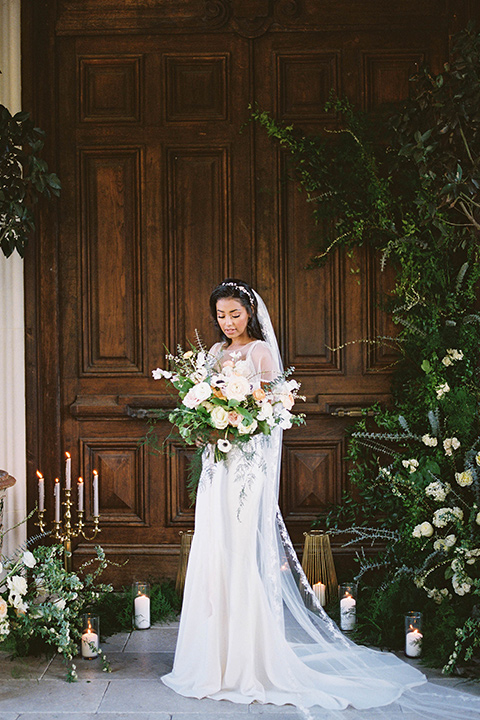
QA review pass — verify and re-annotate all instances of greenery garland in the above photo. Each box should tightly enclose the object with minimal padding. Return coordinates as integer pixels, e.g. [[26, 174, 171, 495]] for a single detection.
[[253, 25, 480, 674]]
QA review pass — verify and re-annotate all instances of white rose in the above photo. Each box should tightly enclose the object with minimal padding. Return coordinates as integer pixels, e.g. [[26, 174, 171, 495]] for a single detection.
[[210, 405, 229, 430], [22, 551, 36, 569], [444, 534, 456, 548], [455, 470, 474, 487], [476, 511, 480, 525], [182, 381, 212, 408], [412, 525, 422, 538], [441, 356, 453, 366], [451, 437, 460, 450], [7, 575, 27, 597], [419, 521, 434, 537], [258, 402, 273, 421], [224, 375, 251, 402], [0, 598, 7, 619], [237, 419, 258, 435]]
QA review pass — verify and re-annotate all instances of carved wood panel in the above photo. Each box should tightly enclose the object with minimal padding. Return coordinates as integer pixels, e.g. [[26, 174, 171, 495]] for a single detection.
[[23, 0, 468, 580], [80, 147, 144, 375]]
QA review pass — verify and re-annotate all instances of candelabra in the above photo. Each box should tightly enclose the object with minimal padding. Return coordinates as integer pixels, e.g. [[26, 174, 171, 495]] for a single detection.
[[36, 489, 100, 571], [36, 461, 101, 571]]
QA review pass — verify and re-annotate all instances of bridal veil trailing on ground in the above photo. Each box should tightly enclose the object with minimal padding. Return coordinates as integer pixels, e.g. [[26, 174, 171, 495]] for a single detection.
[[162, 290, 480, 719]]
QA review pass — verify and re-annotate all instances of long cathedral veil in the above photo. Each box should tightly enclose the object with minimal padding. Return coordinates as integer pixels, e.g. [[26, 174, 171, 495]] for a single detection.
[[254, 290, 480, 719]]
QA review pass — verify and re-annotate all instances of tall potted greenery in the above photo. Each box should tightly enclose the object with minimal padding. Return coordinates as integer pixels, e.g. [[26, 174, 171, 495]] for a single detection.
[[0, 104, 60, 258], [253, 25, 480, 673]]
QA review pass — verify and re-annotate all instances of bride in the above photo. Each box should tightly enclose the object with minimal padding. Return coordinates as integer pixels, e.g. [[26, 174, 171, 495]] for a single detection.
[[162, 279, 480, 718]]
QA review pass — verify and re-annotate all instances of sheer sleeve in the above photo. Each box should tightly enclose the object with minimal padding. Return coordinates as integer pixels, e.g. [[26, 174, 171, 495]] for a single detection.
[[249, 341, 278, 383]]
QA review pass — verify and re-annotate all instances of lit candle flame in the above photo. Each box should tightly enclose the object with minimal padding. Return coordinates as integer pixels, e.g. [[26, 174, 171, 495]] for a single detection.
[[78, 476, 84, 484], [54, 477, 60, 484], [65, 451, 71, 459], [93, 469, 98, 477], [36, 470, 43, 479]]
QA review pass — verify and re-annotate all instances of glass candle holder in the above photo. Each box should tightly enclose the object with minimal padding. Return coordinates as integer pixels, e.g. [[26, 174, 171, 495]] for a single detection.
[[81, 613, 100, 659], [405, 611, 423, 657], [339, 582, 357, 631], [133, 581, 151, 629]]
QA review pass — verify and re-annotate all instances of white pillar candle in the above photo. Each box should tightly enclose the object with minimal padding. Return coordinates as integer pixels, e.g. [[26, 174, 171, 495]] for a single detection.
[[65, 452, 71, 491], [54, 478, 61, 523], [36, 471, 45, 512], [93, 470, 99, 516], [340, 594, 356, 631], [81, 625, 99, 658], [313, 582, 326, 607], [405, 628, 423, 657], [134, 594, 151, 629], [77, 477, 84, 512]]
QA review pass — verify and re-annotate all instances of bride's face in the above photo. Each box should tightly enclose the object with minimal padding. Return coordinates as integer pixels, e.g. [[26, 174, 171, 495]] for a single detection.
[[216, 298, 250, 343]]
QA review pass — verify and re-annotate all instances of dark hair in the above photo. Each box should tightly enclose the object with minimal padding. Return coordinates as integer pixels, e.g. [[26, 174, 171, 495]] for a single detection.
[[210, 278, 265, 345]]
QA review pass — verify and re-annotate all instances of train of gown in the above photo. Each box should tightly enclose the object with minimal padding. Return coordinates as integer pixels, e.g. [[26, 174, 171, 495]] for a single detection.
[[162, 435, 480, 718]]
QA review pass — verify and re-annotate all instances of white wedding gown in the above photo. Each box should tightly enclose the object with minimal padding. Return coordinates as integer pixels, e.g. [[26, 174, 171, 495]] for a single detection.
[[162, 315, 480, 719]]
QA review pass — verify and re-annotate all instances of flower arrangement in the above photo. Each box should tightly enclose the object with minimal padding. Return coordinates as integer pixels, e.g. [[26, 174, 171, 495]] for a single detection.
[[152, 342, 304, 471], [0, 543, 113, 680], [255, 26, 480, 673]]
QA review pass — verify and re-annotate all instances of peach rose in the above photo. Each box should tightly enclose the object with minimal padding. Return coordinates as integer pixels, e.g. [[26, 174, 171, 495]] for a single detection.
[[253, 388, 266, 402], [227, 411, 242, 427]]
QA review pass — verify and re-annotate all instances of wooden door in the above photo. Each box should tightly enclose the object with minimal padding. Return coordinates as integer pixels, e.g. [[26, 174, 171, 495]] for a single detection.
[[23, 1, 475, 583]]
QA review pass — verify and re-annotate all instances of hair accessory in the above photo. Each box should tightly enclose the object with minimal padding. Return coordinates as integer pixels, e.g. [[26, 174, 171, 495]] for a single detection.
[[220, 281, 255, 306]]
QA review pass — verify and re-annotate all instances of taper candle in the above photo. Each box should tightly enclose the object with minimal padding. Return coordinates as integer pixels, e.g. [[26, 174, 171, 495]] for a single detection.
[[77, 477, 84, 512], [54, 478, 61, 523], [65, 452, 71, 490], [36, 471, 45, 512], [93, 470, 99, 516]]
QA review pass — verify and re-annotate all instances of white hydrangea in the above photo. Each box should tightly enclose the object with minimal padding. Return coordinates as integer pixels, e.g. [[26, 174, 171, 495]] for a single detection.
[[455, 469, 474, 487], [402, 458, 419, 473], [422, 434, 438, 447], [433, 506, 463, 528], [425, 481, 450, 502]]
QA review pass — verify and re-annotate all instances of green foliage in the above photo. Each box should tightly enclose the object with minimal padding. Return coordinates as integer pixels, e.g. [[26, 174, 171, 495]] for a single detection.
[[91, 580, 180, 637], [256, 26, 480, 674], [0, 545, 113, 671], [0, 104, 61, 257]]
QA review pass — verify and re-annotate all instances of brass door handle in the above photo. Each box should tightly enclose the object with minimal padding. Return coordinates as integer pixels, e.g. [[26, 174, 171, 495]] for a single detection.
[[330, 407, 374, 417]]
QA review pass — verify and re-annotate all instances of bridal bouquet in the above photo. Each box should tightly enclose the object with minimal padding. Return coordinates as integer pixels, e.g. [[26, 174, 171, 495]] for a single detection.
[[152, 344, 304, 462]]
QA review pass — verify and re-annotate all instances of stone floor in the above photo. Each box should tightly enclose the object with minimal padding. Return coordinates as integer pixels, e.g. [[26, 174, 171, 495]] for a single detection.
[[0, 619, 479, 720]]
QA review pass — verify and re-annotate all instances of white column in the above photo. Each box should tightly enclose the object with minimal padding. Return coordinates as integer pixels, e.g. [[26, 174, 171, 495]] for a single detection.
[[0, 0, 27, 559]]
